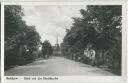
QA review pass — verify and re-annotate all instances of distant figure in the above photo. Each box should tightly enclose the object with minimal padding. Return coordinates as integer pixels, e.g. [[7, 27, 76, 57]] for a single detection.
[[89, 49, 96, 65], [84, 48, 89, 57], [84, 48, 90, 63]]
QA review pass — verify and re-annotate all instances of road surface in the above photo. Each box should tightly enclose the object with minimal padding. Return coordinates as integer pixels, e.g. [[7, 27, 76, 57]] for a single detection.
[[5, 57, 116, 76]]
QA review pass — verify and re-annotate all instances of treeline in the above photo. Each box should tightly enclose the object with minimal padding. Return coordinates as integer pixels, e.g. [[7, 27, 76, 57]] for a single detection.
[[61, 5, 122, 75], [39, 40, 53, 59], [5, 5, 41, 69]]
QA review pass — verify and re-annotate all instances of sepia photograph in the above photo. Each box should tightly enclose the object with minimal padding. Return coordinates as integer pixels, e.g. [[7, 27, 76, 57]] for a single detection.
[[4, 4, 122, 76]]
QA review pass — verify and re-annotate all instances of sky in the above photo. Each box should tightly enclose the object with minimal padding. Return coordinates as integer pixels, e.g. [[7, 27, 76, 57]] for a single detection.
[[22, 5, 86, 45]]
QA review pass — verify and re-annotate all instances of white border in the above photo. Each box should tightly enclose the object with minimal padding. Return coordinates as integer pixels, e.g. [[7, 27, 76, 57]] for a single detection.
[[1, 0, 127, 3], [1, 2, 127, 83], [126, 1, 128, 82]]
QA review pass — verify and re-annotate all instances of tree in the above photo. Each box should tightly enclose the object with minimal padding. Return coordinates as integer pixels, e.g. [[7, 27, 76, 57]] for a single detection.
[[41, 40, 53, 59], [61, 5, 122, 75], [5, 5, 41, 69], [86, 6, 122, 73]]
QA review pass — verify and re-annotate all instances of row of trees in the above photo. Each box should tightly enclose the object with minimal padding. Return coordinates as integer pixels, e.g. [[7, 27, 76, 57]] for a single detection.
[[5, 5, 54, 70], [40, 40, 53, 59], [5, 5, 41, 69], [61, 5, 122, 75]]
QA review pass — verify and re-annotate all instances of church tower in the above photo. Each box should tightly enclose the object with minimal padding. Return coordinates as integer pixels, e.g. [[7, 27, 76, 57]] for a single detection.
[[56, 35, 58, 46], [55, 34, 59, 50], [54, 34, 61, 56]]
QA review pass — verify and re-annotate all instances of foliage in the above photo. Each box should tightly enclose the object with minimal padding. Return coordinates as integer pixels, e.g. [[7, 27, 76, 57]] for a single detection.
[[62, 5, 122, 74], [41, 40, 53, 58], [5, 5, 41, 69]]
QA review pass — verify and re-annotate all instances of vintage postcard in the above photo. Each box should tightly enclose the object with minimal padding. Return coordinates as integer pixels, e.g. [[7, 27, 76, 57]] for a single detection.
[[0, 1, 128, 83]]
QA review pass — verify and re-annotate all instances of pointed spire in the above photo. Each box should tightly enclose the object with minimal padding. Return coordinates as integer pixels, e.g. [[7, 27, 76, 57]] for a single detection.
[[56, 34, 58, 44]]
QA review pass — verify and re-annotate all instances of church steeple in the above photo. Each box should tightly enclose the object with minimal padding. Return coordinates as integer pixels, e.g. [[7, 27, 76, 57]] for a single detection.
[[55, 34, 59, 47], [56, 34, 58, 45], [54, 34, 61, 56]]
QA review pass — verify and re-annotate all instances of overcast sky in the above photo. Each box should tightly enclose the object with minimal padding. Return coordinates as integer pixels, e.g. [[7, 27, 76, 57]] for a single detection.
[[22, 5, 86, 45]]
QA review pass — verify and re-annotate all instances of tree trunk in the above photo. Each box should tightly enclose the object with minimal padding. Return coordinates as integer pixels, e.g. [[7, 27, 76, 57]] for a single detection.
[[18, 45, 22, 65]]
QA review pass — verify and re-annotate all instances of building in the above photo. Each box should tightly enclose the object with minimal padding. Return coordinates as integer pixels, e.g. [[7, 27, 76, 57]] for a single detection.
[[53, 35, 61, 56]]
